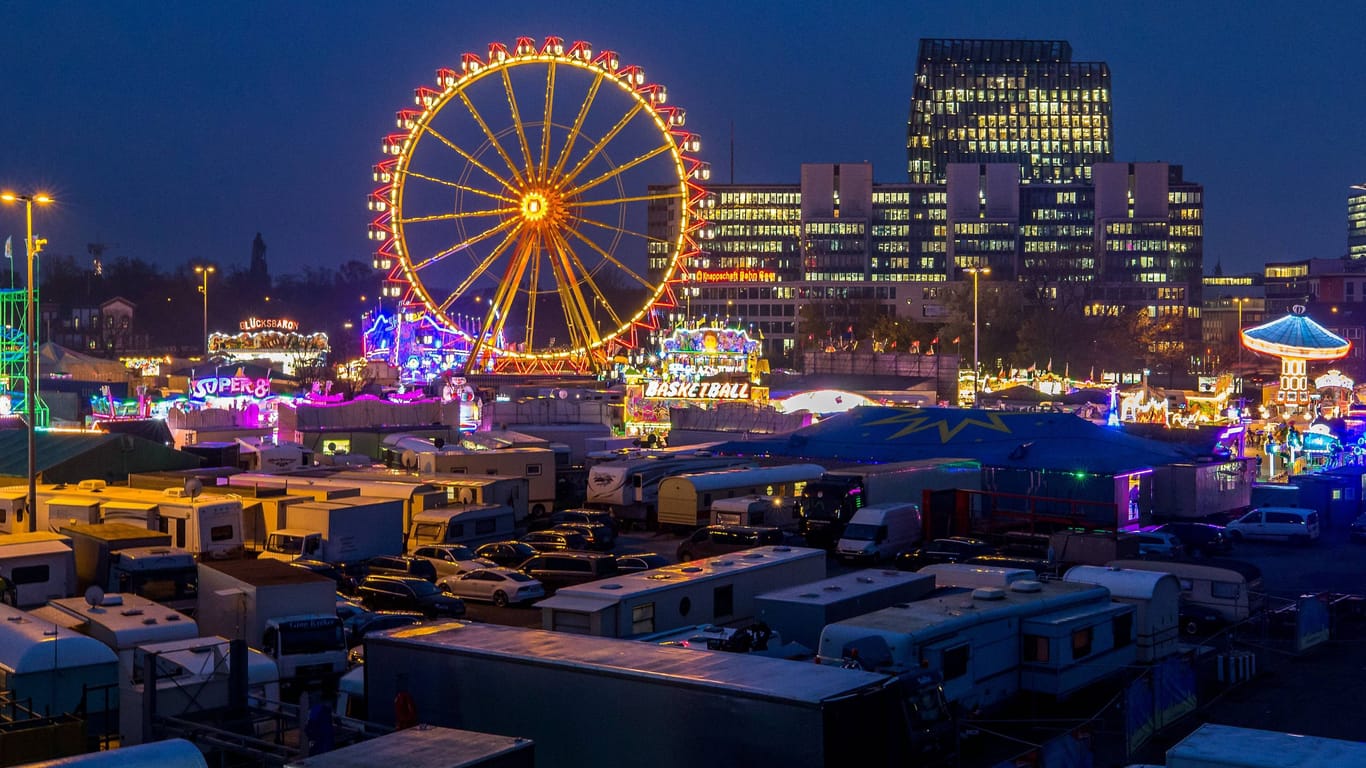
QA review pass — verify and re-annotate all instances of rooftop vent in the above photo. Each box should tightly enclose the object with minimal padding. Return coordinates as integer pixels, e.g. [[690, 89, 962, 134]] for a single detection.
[[798, 593, 820, 599], [824, 585, 845, 592], [599, 583, 623, 590], [972, 587, 1006, 601], [1011, 580, 1044, 593]]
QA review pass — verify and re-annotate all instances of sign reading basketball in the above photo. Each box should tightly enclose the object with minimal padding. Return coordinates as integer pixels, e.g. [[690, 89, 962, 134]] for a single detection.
[[642, 380, 751, 400]]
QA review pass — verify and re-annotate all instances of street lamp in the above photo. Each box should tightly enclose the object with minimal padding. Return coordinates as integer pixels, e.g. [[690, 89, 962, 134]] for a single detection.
[[964, 266, 991, 405], [195, 265, 215, 359], [1, 191, 53, 532]]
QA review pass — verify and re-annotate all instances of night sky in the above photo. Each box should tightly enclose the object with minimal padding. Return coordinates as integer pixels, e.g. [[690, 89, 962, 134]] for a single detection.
[[1, 1, 1361, 280]]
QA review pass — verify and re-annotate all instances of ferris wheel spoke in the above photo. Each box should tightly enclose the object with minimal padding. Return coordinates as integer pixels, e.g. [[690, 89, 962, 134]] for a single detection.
[[418, 124, 519, 194], [411, 217, 520, 272], [555, 100, 647, 192], [436, 221, 526, 314], [500, 67, 538, 182], [572, 189, 686, 208], [525, 236, 542, 351], [469, 232, 536, 361], [562, 244, 628, 331], [456, 90, 528, 189], [398, 169, 520, 206], [567, 213, 671, 249], [562, 221, 657, 291], [537, 61, 557, 182], [562, 142, 673, 198], [549, 69, 605, 183], [398, 207, 517, 225], [544, 228, 602, 351]]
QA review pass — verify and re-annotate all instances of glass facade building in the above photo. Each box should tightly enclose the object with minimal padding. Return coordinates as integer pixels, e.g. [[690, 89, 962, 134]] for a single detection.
[[908, 39, 1113, 185], [1350, 184, 1366, 261]]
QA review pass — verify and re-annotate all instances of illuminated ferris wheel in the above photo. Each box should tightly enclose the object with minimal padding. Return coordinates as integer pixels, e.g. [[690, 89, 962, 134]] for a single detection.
[[369, 36, 709, 374]]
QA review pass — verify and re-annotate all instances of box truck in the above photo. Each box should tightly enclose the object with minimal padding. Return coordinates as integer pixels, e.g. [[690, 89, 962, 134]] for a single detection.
[[196, 559, 346, 687], [257, 498, 404, 564], [710, 495, 799, 530]]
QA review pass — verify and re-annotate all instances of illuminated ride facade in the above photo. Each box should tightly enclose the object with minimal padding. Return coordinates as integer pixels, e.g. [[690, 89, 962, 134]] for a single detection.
[[208, 317, 329, 377], [1241, 306, 1350, 412], [366, 36, 708, 377], [622, 325, 768, 436]]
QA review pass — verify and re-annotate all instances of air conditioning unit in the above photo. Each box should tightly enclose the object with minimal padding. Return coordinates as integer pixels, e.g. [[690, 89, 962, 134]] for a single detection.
[[163, 488, 190, 499], [78, 480, 108, 491]]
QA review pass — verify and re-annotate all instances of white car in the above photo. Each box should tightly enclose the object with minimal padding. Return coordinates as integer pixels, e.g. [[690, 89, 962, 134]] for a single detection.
[[412, 545, 498, 577], [436, 568, 546, 607]]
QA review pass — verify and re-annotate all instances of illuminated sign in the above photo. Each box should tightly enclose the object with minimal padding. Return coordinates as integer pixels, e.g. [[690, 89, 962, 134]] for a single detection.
[[1315, 370, 1354, 390], [694, 269, 777, 284], [191, 375, 272, 399], [240, 317, 299, 332], [642, 380, 751, 400]]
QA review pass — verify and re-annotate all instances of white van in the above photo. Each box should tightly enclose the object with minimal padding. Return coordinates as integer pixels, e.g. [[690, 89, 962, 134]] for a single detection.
[[834, 503, 921, 564], [1226, 506, 1320, 543]]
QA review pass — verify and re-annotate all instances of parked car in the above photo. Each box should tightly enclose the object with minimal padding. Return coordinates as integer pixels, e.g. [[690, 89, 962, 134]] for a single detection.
[[550, 522, 615, 551], [1155, 522, 1233, 557], [411, 545, 496, 577], [676, 525, 784, 562], [365, 554, 439, 582], [963, 554, 1062, 579], [436, 568, 546, 607], [294, 559, 360, 595], [518, 552, 619, 593], [1130, 531, 1185, 559], [1351, 513, 1366, 544], [475, 540, 540, 569], [895, 537, 996, 571], [347, 611, 424, 648], [550, 509, 619, 538], [616, 553, 669, 574], [521, 530, 590, 553], [336, 597, 373, 641], [355, 575, 466, 618], [1178, 602, 1225, 637], [1226, 507, 1320, 544]]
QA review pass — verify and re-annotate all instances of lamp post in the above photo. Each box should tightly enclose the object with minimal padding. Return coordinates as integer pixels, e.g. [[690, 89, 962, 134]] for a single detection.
[[195, 265, 215, 359], [1, 191, 53, 532], [964, 266, 991, 404]]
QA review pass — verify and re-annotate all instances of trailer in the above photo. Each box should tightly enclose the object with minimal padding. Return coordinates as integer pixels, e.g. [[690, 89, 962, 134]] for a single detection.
[[657, 464, 826, 529], [535, 546, 826, 638], [196, 559, 346, 686], [406, 504, 517, 551], [23, 739, 209, 768], [710, 495, 800, 530], [755, 569, 937, 652], [818, 578, 1134, 711], [583, 450, 751, 527], [284, 724, 535, 768], [1064, 565, 1181, 663], [257, 497, 404, 564], [0, 601, 117, 719], [1164, 723, 1366, 768], [43, 593, 199, 683], [325, 469, 532, 527], [229, 473, 447, 534], [32, 483, 244, 561], [60, 523, 198, 614], [0, 532, 75, 608], [798, 459, 980, 549], [416, 447, 557, 517], [363, 621, 948, 768]]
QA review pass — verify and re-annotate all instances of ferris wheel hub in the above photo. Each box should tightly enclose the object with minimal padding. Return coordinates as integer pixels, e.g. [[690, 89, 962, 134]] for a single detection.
[[520, 190, 553, 223]]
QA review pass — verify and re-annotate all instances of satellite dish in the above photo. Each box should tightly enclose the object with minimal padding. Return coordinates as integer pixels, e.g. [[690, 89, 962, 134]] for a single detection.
[[184, 477, 203, 499], [84, 585, 105, 608], [401, 450, 418, 469], [557, 389, 568, 400]]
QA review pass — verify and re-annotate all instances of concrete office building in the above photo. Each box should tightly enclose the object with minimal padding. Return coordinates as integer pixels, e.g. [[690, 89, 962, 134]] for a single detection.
[[1350, 184, 1366, 261]]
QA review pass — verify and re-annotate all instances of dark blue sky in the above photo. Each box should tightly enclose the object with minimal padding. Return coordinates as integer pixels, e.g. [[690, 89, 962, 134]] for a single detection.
[[1, 1, 1361, 279]]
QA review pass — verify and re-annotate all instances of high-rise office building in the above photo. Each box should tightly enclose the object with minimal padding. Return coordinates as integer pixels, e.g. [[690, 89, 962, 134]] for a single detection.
[[1350, 184, 1366, 261], [908, 39, 1113, 185]]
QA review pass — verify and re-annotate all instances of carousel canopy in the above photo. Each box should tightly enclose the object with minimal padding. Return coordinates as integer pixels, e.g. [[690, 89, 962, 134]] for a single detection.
[[1241, 308, 1350, 360]]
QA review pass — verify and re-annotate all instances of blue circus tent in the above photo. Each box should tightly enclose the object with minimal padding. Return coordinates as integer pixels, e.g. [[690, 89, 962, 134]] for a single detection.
[[716, 405, 1198, 474]]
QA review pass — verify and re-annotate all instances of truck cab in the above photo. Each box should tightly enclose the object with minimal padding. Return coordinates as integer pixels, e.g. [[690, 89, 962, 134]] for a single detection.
[[798, 476, 863, 548], [261, 614, 347, 685], [259, 529, 322, 562]]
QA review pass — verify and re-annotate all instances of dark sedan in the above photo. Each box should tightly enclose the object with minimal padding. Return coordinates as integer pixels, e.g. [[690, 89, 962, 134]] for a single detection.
[[616, 553, 669, 574], [355, 575, 466, 619], [521, 530, 590, 552], [1155, 522, 1234, 557], [476, 540, 540, 568], [895, 537, 996, 571]]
